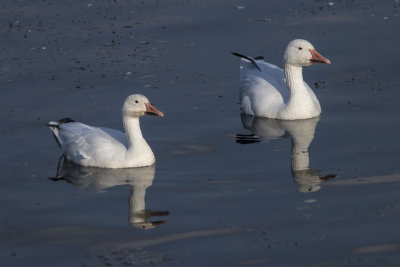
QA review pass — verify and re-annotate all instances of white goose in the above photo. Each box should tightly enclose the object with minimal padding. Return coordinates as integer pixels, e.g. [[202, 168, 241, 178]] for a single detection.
[[232, 39, 331, 120], [48, 94, 164, 168]]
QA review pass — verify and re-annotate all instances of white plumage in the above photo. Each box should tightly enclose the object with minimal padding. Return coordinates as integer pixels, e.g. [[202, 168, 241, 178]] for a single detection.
[[48, 94, 164, 168], [233, 39, 330, 120]]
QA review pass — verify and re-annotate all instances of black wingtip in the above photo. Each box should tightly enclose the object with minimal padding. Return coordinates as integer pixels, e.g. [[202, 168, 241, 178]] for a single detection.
[[231, 52, 262, 72], [231, 51, 251, 60], [47, 117, 75, 128], [58, 118, 75, 124], [231, 51, 245, 58]]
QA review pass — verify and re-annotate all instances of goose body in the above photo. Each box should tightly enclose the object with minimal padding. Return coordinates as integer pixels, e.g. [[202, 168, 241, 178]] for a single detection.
[[233, 39, 330, 120], [48, 94, 164, 168]]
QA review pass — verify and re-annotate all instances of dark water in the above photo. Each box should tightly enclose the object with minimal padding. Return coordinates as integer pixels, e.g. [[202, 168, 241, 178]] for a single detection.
[[1, 0, 400, 266]]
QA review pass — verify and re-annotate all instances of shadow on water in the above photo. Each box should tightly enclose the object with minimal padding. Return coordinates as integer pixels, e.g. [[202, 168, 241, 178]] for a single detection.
[[50, 158, 170, 230], [237, 114, 337, 193]]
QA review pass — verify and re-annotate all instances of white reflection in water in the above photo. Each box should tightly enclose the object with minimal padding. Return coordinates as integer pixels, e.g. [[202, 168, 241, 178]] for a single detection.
[[238, 114, 336, 193], [50, 158, 169, 229]]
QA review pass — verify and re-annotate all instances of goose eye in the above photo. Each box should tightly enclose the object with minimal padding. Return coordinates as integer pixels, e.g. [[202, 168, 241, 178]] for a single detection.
[[298, 47, 303, 50], [135, 100, 139, 103]]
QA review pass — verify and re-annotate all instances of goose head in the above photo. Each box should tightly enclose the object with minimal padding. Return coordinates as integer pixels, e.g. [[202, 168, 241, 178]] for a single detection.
[[284, 39, 330, 67], [123, 94, 164, 118]]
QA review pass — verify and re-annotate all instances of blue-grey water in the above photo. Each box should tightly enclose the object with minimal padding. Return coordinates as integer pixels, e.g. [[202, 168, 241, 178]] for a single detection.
[[1, 0, 400, 266]]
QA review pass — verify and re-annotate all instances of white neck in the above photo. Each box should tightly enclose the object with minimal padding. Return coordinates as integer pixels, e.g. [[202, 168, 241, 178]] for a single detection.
[[122, 115, 155, 167], [123, 116, 143, 148], [283, 64, 320, 118], [284, 64, 304, 93], [284, 64, 312, 107]]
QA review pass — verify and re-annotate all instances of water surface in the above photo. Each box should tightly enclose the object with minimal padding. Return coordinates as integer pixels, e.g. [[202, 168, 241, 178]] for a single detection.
[[1, 0, 400, 266]]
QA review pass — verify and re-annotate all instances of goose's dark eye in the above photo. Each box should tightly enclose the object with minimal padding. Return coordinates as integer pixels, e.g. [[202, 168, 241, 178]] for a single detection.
[[298, 47, 303, 50], [135, 100, 139, 103]]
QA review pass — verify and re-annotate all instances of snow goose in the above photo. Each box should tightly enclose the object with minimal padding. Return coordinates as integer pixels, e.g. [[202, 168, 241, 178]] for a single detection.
[[232, 39, 330, 120], [47, 94, 164, 168]]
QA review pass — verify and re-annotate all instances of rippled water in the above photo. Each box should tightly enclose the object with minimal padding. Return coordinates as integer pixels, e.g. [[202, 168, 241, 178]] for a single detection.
[[1, 0, 400, 266]]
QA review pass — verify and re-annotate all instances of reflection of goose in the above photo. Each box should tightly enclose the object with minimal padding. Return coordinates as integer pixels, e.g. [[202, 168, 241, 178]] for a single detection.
[[232, 39, 330, 120], [238, 114, 336, 193], [47, 94, 164, 168], [51, 158, 169, 229]]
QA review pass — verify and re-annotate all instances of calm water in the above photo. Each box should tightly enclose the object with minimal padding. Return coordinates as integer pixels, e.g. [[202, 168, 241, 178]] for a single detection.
[[1, 0, 400, 266]]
